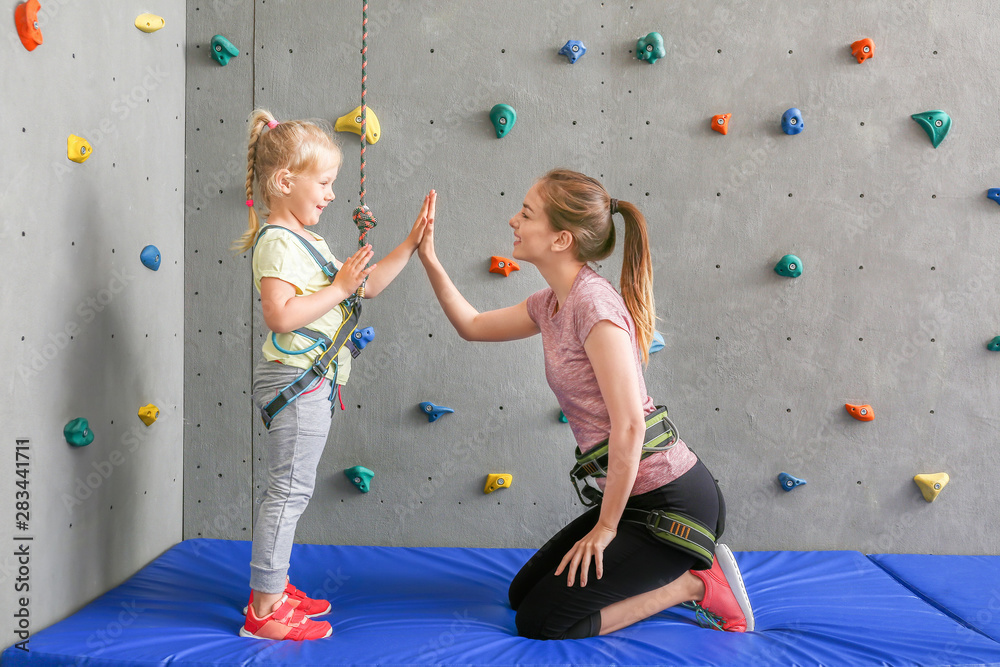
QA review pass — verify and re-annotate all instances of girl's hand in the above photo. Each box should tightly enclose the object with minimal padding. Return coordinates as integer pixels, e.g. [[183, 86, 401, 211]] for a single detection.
[[406, 191, 434, 252], [332, 245, 376, 295], [554, 523, 617, 587], [417, 190, 437, 262]]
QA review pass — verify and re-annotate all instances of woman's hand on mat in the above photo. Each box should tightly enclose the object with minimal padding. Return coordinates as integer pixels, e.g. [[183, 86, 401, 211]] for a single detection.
[[417, 190, 437, 262], [333, 244, 376, 295], [407, 190, 434, 253], [555, 524, 617, 587]]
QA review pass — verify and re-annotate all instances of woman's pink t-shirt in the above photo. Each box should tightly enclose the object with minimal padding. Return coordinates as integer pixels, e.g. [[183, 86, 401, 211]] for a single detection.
[[525, 265, 697, 496]]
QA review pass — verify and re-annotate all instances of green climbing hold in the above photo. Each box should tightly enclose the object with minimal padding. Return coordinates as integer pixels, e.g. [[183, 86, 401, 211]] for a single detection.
[[210, 34, 239, 66], [64, 418, 94, 447], [490, 104, 516, 138], [558, 410, 568, 423], [345, 465, 374, 493], [636, 32, 666, 64], [774, 254, 802, 278], [911, 110, 951, 148], [987, 336, 1000, 351]]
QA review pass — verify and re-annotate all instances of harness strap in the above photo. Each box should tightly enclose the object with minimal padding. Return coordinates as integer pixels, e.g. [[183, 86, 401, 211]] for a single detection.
[[621, 507, 717, 570], [254, 224, 339, 279], [571, 406, 677, 481]]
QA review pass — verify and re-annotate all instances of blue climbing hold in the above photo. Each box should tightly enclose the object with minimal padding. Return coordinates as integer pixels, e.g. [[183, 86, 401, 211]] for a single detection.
[[911, 110, 951, 148], [636, 32, 665, 64], [774, 254, 802, 278], [352, 326, 375, 350], [344, 465, 374, 493], [210, 34, 239, 66], [987, 189, 1000, 206], [140, 245, 161, 271], [649, 331, 665, 354], [778, 472, 806, 491], [987, 336, 1000, 352], [419, 401, 454, 423], [558, 40, 586, 64], [781, 108, 804, 135]]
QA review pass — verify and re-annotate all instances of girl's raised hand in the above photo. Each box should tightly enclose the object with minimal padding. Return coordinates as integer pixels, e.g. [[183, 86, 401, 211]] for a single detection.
[[332, 245, 376, 295], [417, 190, 437, 262]]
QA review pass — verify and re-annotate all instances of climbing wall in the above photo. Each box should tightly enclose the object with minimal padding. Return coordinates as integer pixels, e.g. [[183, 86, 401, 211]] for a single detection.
[[184, 0, 1000, 556], [0, 0, 186, 651]]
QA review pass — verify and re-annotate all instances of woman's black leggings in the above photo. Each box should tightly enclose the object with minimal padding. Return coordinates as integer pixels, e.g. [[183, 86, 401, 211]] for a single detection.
[[508, 457, 723, 640]]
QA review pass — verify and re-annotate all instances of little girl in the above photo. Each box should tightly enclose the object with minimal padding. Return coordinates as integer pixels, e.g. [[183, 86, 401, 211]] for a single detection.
[[232, 109, 431, 640]]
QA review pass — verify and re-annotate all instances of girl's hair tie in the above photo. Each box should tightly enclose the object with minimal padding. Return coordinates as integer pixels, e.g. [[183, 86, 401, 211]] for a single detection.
[[246, 199, 254, 207], [267, 120, 279, 129], [609, 198, 619, 215]]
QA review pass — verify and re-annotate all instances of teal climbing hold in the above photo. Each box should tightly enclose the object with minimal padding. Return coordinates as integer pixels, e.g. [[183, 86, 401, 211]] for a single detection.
[[649, 331, 665, 354], [987, 336, 1000, 351], [778, 472, 806, 491], [636, 32, 665, 64], [558, 410, 568, 423], [344, 465, 374, 493], [210, 34, 239, 66], [911, 110, 951, 148], [489, 104, 516, 138], [64, 418, 94, 447], [774, 254, 802, 278]]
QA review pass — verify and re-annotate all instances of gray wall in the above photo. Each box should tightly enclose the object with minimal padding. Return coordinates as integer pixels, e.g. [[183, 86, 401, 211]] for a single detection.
[[1, 0, 186, 649], [185, 0, 1000, 557]]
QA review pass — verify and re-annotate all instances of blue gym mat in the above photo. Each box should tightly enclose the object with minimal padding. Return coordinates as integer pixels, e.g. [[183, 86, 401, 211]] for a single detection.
[[4, 539, 1000, 666]]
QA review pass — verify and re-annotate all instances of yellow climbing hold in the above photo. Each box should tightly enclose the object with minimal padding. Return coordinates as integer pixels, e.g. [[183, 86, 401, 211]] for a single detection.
[[135, 13, 165, 33], [138, 404, 160, 426], [335, 106, 380, 144], [484, 473, 512, 494], [67, 135, 92, 163], [913, 472, 949, 502]]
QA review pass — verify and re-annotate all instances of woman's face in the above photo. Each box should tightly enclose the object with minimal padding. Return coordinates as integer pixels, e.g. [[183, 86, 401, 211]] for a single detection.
[[509, 182, 561, 265]]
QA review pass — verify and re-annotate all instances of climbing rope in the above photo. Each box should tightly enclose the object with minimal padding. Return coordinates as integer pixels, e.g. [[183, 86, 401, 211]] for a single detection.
[[351, 0, 377, 297]]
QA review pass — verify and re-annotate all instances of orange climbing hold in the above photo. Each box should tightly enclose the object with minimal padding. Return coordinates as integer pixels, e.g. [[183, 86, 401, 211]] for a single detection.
[[851, 38, 874, 63], [845, 403, 874, 421], [711, 113, 731, 135], [490, 256, 520, 277], [15, 0, 43, 52]]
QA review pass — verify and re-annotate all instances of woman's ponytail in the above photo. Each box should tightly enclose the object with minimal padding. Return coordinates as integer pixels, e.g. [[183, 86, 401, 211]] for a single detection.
[[615, 200, 656, 365]]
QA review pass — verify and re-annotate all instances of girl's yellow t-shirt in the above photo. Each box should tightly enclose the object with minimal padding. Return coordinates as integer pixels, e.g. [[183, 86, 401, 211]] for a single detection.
[[252, 227, 352, 385]]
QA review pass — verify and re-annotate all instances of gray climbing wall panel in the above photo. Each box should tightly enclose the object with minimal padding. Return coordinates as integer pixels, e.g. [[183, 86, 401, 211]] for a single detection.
[[1, 0, 186, 649], [184, 0, 1000, 558]]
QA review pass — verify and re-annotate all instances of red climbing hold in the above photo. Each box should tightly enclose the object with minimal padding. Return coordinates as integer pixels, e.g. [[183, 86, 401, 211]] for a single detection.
[[15, 0, 43, 52], [851, 38, 874, 64], [490, 256, 520, 277], [711, 113, 731, 135], [845, 403, 874, 421]]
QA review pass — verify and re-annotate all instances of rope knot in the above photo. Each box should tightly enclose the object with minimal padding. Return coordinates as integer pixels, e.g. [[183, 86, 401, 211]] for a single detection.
[[352, 206, 377, 246]]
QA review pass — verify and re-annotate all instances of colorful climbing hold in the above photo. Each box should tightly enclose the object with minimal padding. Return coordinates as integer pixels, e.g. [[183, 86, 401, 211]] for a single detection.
[[649, 331, 665, 354], [558, 410, 568, 423], [419, 401, 454, 423], [210, 34, 239, 66], [911, 110, 951, 148], [490, 104, 517, 138], [774, 254, 802, 278], [988, 189, 1000, 206], [138, 404, 159, 426], [913, 472, 949, 502], [845, 403, 874, 421], [64, 418, 94, 447], [484, 473, 513, 494], [67, 135, 92, 164], [140, 245, 161, 271], [781, 108, 804, 135], [352, 327, 375, 351], [636, 32, 665, 64], [987, 336, 1000, 351], [344, 465, 374, 493], [489, 256, 520, 277], [711, 113, 731, 135], [335, 105, 381, 144], [851, 38, 874, 63], [778, 472, 806, 491], [14, 0, 42, 52], [558, 39, 586, 64], [135, 13, 165, 33]]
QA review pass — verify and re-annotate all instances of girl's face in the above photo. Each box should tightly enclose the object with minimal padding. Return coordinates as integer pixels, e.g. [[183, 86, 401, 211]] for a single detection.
[[282, 161, 338, 228], [509, 182, 564, 265]]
